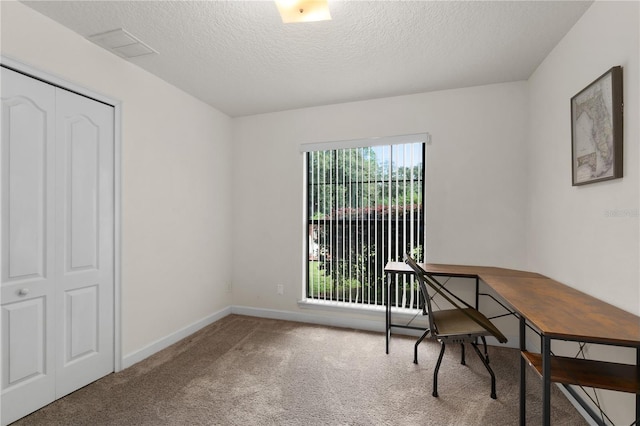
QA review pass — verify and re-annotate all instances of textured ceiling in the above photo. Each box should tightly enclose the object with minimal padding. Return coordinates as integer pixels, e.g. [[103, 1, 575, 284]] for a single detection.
[[22, 1, 592, 117]]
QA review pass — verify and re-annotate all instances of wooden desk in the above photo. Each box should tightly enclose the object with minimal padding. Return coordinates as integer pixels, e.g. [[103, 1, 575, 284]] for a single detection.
[[383, 262, 542, 353], [384, 261, 640, 426], [482, 274, 640, 425]]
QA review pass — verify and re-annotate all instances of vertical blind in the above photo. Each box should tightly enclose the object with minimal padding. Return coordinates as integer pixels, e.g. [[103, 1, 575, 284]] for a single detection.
[[304, 134, 426, 308]]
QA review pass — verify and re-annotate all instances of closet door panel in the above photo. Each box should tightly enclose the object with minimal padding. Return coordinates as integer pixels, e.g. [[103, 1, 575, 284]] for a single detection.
[[54, 88, 114, 398], [1, 66, 56, 426]]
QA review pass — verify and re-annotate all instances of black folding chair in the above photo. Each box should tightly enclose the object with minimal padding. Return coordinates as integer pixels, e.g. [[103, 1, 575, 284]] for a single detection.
[[404, 254, 508, 399]]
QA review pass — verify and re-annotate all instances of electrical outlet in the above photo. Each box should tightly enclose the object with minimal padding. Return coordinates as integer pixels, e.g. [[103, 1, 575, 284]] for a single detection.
[[226, 281, 233, 294], [277, 284, 284, 295]]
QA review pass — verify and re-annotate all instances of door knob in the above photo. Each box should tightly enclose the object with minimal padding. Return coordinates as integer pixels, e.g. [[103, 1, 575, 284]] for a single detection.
[[18, 288, 29, 296]]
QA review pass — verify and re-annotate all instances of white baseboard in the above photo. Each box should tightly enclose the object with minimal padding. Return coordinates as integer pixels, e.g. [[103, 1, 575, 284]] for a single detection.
[[231, 305, 522, 350], [120, 306, 232, 370], [231, 305, 386, 333]]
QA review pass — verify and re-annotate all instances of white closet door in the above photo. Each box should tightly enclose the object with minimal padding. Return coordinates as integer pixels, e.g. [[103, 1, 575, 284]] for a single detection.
[[1, 67, 57, 425], [1, 67, 115, 425], [54, 88, 114, 398]]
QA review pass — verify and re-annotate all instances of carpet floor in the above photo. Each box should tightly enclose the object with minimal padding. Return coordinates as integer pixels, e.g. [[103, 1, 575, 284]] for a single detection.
[[14, 314, 587, 425]]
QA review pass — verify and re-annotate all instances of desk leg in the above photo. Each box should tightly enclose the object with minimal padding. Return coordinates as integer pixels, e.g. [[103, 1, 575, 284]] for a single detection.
[[475, 277, 479, 309], [519, 316, 526, 426], [636, 348, 639, 423], [475, 277, 480, 346], [386, 272, 390, 354], [542, 335, 551, 426]]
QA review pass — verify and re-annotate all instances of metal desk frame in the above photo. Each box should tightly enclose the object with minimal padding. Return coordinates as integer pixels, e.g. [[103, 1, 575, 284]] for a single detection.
[[384, 261, 640, 426]]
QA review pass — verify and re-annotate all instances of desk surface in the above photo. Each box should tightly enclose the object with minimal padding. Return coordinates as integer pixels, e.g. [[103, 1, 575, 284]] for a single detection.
[[483, 274, 640, 346], [385, 261, 640, 346], [384, 261, 544, 278]]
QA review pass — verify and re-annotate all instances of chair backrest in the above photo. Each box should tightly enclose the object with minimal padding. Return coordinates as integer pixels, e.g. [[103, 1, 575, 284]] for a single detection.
[[403, 254, 438, 333], [403, 253, 508, 344]]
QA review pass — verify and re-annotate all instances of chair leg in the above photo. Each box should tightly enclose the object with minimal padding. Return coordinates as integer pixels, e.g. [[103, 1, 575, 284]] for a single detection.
[[481, 336, 489, 364], [471, 342, 497, 399], [460, 343, 466, 365], [433, 341, 446, 397], [414, 328, 430, 364]]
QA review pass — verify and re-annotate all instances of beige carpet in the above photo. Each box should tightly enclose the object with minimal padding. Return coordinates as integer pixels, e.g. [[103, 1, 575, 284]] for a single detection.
[[14, 314, 587, 425]]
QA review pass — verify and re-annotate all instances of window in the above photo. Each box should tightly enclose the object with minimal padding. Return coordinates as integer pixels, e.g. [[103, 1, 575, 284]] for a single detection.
[[304, 135, 426, 309]]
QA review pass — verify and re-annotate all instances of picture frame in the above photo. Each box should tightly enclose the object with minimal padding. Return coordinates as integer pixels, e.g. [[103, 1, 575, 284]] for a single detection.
[[571, 66, 623, 186]]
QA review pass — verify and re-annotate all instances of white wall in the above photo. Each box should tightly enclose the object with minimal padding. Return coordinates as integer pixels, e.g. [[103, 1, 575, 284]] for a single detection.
[[1, 1, 233, 362], [4, 1, 637, 422], [528, 0, 639, 314], [232, 82, 529, 326], [527, 1, 639, 423]]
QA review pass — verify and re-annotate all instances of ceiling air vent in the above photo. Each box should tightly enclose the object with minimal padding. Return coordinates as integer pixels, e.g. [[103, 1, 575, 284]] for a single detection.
[[87, 28, 157, 59]]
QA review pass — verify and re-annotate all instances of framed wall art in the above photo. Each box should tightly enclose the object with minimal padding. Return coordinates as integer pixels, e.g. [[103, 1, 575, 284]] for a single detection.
[[571, 66, 623, 186]]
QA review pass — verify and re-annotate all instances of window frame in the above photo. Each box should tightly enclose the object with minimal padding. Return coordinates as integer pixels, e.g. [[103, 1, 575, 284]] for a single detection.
[[302, 134, 428, 308]]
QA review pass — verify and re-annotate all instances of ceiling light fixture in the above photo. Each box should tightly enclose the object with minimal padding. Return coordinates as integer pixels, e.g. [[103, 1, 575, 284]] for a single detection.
[[275, 0, 331, 23]]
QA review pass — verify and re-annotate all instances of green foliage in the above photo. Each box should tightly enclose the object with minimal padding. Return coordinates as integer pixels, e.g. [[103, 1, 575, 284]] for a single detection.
[[308, 146, 423, 219], [308, 261, 331, 294], [308, 261, 363, 299], [308, 148, 380, 217], [410, 245, 424, 262], [331, 245, 375, 288]]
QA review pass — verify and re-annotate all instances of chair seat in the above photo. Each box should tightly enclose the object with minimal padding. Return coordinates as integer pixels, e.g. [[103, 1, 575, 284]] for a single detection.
[[431, 308, 493, 339]]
